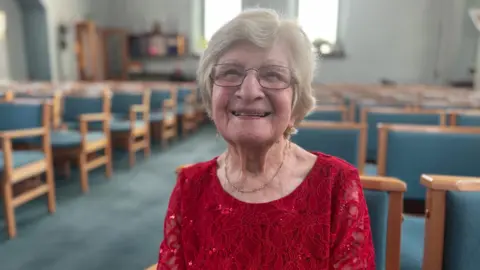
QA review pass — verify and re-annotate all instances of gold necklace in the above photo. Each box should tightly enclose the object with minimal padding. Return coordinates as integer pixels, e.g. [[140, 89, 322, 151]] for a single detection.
[[224, 141, 290, 193]]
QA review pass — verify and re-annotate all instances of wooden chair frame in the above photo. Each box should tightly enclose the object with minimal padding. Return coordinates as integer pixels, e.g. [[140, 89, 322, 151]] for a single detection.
[[448, 109, 480, 126], [377, 124, 480, 176], [176, 84, 198, 137], [361, 175, 406, 270], [1, 104, 55, 238], [110, 90, 151, 167], [420, 174, 480, 270], [360, 107, 448, 127], [53, 89, 113, 192], [150, 85, 178, 147], [298, 121, 367, 174]]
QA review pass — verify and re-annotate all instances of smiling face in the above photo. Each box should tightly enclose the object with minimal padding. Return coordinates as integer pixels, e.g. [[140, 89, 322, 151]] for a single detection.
[[211, 42, 295, 146]]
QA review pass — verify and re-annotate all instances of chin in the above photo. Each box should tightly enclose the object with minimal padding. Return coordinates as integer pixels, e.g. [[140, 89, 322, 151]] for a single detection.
[[225, 130, 277, 146]]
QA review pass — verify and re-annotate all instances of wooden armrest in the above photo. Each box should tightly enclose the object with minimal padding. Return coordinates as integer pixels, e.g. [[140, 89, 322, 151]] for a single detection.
[[175, 164, 193, 174], [0, 127, 45, 139], [131, 105, 148, 113], [145, 264, 157, 270], [360, 175, 407, 192], [79, 113, 108, 122], [421, 174, 480, 191]]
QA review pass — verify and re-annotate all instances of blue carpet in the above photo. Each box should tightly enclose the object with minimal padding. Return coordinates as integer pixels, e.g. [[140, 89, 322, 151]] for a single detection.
[[0, 125, 226, 270]]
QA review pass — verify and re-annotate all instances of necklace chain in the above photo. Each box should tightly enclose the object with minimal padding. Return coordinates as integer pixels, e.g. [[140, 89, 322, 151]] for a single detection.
[[224, 141, 290, 193]]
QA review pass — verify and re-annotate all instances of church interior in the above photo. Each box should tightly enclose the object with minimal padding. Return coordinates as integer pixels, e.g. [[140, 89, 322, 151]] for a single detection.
[[0, 0, 480, 269]]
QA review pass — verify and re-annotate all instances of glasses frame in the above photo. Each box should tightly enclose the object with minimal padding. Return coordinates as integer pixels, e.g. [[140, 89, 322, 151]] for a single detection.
[[210, 64, 296, 90]]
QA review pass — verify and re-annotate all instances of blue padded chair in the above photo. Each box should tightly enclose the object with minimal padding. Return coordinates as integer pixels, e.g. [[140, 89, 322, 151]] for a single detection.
[[353, 101, 407, 123], [293, 121, 366, 174], [377, 124, 480, 201], [0, 102, 55, 239], [110, 90, 151, 167], [401, 174, 480, 270], [62, 92, 109, 130], [176, 86, 197, 137], [361, 108, 446, 162], [449, 110, 480, 127], [361, 175, 405, 270], [149, 89, 177, 146], [305, 105, 348, 122]]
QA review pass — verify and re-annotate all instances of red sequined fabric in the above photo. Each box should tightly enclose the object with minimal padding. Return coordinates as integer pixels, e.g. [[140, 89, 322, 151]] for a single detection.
[[157, 152, 375, 269]]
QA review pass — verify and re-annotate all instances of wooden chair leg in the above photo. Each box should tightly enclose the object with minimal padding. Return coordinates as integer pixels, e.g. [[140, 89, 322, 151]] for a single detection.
[[105, 143, 113, 178], [2, 182, 16, 238], [144, 133, 151, 158], [64, 160, 71, 179], [79, 152, 89, 193], [45, 163, 56, 214], [128, 135, 135, 168]]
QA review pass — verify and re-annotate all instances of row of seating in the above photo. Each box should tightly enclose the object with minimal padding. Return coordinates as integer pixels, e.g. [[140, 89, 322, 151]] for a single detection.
[[290, 85, 480, 270], [301, 106, 480, 200], [0, 81, 206, 239]]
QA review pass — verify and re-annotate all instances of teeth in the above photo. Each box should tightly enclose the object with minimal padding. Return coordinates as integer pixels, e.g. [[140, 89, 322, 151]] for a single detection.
[[232, 111, 270, 117]]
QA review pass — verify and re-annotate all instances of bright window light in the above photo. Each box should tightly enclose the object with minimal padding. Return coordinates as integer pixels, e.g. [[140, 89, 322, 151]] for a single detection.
[[298, 0, 339, 44], [204, 0, 242, 42]]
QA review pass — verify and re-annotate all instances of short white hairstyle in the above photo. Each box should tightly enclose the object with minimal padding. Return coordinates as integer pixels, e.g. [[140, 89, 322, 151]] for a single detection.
[[197, 8, 316, 133]]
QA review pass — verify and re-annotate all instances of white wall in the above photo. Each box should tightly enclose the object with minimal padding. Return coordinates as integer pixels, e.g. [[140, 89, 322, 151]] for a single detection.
[[0, 0, 27, 81], [12, 0, 478, 84]]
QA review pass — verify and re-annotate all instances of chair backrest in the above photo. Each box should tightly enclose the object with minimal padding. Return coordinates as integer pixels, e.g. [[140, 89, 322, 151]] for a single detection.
[[305, 105, 348, 122], [377, 124, 480, 200], [0, 102, 46, 131], [62, 92, 107, 122], [361, 175, 405, 270], [361, 108, 446, 162], [177, 87, 193, 105], [293, 121, 366, 173], [150, 89, 173, 111], [421, 174, 480, 270], [111, 91, 145, 115], [353, 102, 407, 122], [449, 110, 480, 127]]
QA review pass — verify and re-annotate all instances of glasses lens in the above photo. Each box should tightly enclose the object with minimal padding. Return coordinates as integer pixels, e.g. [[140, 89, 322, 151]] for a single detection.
[[258, 65, 291, 89], [212, 64, 245, 87], [212, 64, 292, 89]]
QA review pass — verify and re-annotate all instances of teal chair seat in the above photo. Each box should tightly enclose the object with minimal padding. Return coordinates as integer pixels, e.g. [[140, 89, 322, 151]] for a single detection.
[[50, 130, 105, 148], [64, 121, 104, 131], [0, 150, 45, 171], [110, 119, 146, 132], [150, 112, 175, 122], [364, 190, 389, 270], [401, 216, 425, 270]]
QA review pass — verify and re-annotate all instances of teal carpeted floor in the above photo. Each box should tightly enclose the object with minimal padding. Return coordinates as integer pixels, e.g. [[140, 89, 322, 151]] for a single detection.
[[0, 124, 226, 270]]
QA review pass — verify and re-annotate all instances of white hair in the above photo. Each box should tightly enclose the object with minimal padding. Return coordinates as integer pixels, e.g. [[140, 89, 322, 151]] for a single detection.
[[197, 8, 317, 134]]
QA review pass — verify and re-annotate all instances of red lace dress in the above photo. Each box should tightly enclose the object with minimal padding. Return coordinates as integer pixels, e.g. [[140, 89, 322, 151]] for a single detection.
[[157, 152, 375, 269]]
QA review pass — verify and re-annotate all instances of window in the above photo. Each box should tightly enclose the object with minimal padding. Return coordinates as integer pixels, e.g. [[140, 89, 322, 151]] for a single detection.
[[297, 0, 340, 52], [203, 0, 242, 43]]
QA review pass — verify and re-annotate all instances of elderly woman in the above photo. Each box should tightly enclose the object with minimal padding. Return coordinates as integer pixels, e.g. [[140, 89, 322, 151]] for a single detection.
[[157, 8, 375, 269]]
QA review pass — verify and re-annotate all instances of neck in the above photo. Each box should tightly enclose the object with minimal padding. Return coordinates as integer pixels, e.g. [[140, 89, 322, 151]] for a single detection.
[[226, 138, 289, 176]]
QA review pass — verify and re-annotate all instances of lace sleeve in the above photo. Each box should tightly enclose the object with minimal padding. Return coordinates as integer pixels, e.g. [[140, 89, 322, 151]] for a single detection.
[[330, 168, 376, 270], [157, 172, 185, 270]]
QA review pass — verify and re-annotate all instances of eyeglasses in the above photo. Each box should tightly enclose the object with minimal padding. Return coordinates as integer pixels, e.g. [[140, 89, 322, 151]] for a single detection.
[[210, 64, 294, 90]]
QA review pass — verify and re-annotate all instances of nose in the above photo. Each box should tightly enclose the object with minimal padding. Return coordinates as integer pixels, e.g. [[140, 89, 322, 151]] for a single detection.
[[234, 71, 264, 101]]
